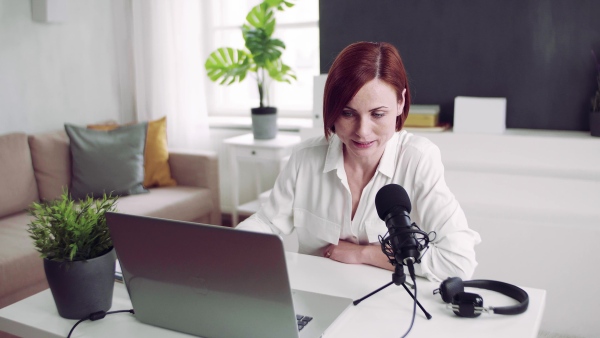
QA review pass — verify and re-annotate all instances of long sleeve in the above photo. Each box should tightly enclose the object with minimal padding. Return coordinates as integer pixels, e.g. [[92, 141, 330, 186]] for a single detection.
[[409, 143, 481, 281]]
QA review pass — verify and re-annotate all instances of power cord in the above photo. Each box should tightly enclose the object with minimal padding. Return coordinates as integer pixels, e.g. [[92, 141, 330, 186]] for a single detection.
[[67, 309, 134, 338]]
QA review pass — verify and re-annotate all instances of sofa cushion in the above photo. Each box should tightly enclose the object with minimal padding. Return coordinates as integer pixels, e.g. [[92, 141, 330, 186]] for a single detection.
[[115, 186, 214, 222], [65, 123, 149, 200], [0, 212, 46, 307], [87, 117, 177, 188], [28, 130, 71, 202], [143, 117, 177, 188], [0, 133, 39, 218]]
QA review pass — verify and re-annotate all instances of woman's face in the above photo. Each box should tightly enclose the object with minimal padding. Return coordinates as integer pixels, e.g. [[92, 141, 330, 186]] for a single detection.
[[334, 79, 405, 162]]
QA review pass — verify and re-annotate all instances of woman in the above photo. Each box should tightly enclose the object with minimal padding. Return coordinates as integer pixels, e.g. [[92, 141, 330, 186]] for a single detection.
[[237, 41, 481, 281]]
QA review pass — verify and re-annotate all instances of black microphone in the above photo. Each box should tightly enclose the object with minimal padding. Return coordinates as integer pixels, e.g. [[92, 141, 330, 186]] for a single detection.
[[375, 184, 421, 277]]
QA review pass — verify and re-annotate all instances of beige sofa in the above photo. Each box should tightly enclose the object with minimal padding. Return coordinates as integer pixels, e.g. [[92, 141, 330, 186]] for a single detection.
[[0, 130, 221, 311]]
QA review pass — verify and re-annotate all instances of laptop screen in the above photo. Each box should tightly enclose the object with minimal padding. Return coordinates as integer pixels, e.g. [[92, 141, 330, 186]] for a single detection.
[[106, 212, 300, 338]]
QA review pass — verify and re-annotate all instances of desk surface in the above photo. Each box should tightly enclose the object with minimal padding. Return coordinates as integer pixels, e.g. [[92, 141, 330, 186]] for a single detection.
[[0, 253, 545, 338]]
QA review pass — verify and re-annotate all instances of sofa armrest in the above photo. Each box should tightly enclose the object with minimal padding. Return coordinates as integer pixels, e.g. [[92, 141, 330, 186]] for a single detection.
[[168, 149, 221, 225]]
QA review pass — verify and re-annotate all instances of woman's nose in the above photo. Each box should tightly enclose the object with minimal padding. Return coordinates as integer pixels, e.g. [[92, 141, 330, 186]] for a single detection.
[[355, 117, 372, 137]]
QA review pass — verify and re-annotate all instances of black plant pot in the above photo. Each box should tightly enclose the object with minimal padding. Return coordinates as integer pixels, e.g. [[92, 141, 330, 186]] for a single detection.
[[251, 107, 277, 140], [591, 111, 600, 137], [44, 248, 116, 319]]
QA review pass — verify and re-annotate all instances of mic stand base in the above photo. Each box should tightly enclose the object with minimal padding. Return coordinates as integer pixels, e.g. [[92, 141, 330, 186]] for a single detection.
[[352, 266, 432, 320], [352, 281, 394, 306]]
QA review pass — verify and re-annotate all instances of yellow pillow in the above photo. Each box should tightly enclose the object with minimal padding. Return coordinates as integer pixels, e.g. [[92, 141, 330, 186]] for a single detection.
[[143, 117, 177, 188], [87, 117, 177, 188], [86, 121, 120, 131]]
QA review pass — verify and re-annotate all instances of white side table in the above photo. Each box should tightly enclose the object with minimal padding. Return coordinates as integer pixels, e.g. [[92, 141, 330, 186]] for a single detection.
[[224, 133, 301, 226]]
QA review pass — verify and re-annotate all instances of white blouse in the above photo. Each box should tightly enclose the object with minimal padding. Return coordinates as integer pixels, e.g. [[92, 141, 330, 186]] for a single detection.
[[236, 130, 481, 281]]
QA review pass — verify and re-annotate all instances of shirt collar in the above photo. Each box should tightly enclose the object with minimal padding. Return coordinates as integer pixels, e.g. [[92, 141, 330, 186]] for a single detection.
[[323, 132, 401, 178], [377, 131, 401, 178], [323, 134, 343, 173]]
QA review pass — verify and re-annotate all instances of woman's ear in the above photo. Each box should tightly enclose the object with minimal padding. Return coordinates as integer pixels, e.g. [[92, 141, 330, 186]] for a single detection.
[[397, 88, 407, 116]]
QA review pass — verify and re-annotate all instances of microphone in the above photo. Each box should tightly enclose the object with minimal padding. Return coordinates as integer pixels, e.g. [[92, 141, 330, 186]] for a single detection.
[[353, 183, 434, 321], [375, 184, 424, 279]]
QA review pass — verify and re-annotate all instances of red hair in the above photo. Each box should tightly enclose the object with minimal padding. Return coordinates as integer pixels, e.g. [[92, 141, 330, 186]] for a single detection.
[[323, 42, 411, 139]]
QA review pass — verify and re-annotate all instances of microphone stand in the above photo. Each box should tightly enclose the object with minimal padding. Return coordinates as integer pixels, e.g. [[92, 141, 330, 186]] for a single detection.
[[353, 263, 432, 320]]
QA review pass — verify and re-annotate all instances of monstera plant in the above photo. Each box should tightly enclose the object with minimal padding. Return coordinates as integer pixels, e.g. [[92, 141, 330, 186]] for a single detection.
[[205, 0, 296, 139]]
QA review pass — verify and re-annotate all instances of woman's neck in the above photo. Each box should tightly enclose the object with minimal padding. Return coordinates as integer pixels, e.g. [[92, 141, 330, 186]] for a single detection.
[[342, 145, 384, 176]]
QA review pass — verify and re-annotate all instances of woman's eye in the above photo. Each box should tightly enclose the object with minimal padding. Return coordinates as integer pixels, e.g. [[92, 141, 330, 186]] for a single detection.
[[341, 111, 354, 117], [372, 112, 385, 118]]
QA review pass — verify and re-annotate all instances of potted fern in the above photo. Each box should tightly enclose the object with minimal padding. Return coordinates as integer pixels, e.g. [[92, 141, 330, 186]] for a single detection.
[[591, 50, 600, 137], [28, 190, 118, 319], [205, 0, 296, 140]]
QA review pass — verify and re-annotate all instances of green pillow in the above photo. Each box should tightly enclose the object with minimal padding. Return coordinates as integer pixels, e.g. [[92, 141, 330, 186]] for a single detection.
[[65, 123, 148, 200]]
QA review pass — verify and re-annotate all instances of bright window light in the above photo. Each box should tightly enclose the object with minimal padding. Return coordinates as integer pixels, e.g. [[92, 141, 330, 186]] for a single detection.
[[206, 0, 320, 118]]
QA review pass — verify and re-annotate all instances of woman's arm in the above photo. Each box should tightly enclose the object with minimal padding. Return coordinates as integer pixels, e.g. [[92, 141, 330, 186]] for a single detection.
[[324, 241, 394, 271], [410, 143, 481, 281], [235, 213, 278, 233]]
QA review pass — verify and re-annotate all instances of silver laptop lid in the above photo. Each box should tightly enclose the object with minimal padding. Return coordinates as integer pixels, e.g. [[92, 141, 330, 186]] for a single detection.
[[106, 212, 300, 338]]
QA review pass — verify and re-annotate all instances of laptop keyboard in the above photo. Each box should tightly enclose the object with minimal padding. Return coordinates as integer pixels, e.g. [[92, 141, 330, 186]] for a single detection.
[[296, 314, 313, 331]]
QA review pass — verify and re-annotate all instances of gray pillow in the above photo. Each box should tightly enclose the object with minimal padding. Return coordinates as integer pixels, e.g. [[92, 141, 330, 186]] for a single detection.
[[64, 123, 148, 200]]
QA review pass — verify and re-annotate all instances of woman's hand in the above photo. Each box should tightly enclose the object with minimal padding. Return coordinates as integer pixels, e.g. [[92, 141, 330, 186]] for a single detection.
[[324, 241, 394, 271], [323, 240, 364, 264]]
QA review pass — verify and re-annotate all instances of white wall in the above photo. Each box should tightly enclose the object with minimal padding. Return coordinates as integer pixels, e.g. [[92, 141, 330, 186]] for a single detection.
[[0, 0, 131, 134]]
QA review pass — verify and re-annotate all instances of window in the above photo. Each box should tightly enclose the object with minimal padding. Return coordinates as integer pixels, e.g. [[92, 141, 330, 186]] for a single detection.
[[206, 0, 320, 118]]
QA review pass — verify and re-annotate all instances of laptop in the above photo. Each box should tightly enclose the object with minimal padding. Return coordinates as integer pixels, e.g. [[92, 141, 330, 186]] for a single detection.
[[106, 212, 352, 338]]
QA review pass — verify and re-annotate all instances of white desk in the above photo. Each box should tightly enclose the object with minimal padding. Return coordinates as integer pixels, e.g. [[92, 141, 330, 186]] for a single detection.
[[223, 133, 301, 226], [0, 253, 545, 338]]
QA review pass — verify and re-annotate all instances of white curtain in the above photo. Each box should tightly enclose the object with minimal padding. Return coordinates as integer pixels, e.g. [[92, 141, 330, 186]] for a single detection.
[[130, 0, 210, 150]]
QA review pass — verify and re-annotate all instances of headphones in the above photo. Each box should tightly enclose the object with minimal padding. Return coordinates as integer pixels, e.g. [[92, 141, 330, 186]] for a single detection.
[[433, 277, 529, 318]]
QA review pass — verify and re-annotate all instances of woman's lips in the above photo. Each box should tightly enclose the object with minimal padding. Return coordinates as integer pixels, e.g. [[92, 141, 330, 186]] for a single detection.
[[352, 140, 375, 148]]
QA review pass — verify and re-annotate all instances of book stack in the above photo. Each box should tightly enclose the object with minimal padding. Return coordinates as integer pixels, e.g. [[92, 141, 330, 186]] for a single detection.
[[405, 105, 440, 128]]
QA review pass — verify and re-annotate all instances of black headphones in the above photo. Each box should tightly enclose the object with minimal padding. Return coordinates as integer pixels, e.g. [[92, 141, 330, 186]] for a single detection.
[[433, 277, 529, 318]]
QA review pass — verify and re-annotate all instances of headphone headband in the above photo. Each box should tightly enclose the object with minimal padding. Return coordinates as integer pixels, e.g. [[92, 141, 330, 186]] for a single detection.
[[434, 277, 529, 317], [463, 280, 529, 315]]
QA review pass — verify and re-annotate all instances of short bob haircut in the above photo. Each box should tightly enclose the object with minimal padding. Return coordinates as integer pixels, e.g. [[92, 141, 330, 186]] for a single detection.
[[323, 41, 411, 139]]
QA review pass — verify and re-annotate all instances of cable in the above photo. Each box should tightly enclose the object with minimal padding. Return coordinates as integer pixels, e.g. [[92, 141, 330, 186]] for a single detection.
[[401, 261, 418, 338], [67, 309, 134, 338], [375, 223, 433, 337]]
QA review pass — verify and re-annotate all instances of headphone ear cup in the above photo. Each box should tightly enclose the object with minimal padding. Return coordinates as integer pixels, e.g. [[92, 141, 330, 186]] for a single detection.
[[451, 291, 484, 318], [439, 277, 465, 303]]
